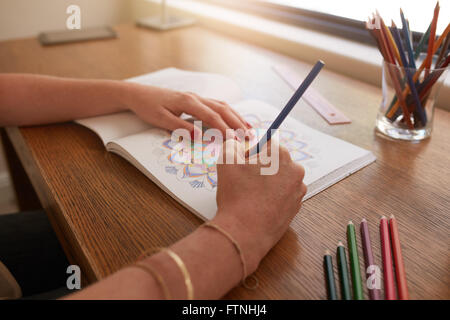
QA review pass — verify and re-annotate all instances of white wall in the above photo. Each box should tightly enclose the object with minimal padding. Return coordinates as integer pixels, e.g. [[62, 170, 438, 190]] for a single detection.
[[0, 0, 136, 212], [0, 0, 133, 41]]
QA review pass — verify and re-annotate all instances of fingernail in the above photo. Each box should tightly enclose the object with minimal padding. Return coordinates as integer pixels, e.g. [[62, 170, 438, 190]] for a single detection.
[[234, 134, 242, 142]]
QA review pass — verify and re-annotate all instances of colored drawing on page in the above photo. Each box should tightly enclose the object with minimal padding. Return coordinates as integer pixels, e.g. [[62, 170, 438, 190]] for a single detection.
[[161, 114, 312, 190]]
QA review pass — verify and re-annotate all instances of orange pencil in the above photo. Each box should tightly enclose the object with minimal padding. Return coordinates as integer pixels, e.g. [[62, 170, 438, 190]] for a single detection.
[[374, 13, 413, 128], [386, 22, 450, 118], [389, 215, 409, 300], [425, 2, 440, 75]]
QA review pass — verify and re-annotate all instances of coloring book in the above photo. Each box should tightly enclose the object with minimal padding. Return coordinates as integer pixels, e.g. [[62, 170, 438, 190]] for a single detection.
[[76, 68, 375, 220]]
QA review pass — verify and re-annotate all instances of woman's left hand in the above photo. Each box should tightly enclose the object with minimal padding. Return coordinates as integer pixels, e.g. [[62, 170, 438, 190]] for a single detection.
[[125, 83, 250, 135]]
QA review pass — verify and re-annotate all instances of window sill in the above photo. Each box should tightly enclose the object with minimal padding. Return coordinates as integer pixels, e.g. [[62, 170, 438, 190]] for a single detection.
[[133, 0, 449, 111]]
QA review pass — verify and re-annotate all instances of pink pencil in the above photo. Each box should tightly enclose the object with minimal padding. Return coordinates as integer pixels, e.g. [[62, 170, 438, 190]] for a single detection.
[[361, 219, 381, 300]]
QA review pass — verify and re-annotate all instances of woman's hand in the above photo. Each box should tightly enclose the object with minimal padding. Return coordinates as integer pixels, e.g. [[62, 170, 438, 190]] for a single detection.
[[213, 139, 307, 274], [124, 83, 250, 134]]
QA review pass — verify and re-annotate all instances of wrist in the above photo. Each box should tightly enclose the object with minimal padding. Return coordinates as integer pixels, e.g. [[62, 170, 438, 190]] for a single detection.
[[115, 81, 137, 112], [211, 210, 266, 275]]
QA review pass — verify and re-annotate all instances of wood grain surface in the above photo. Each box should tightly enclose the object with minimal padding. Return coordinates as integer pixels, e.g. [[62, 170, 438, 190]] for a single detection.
[[1, 24, 449, 299]]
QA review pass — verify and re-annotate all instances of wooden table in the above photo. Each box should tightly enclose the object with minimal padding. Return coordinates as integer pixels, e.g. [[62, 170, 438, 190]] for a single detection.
[[1, 24, 449, 299]]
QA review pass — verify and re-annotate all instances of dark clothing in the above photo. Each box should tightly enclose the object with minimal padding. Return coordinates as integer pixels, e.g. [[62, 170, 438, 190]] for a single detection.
[[0, 210, 72, 298]]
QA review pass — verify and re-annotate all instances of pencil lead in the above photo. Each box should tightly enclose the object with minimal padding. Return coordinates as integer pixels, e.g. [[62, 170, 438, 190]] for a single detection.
[[348, 220, 354, 225], [325, 249, 331, 256], [361, 218, 367, 223], [337, 241, 343, 246]]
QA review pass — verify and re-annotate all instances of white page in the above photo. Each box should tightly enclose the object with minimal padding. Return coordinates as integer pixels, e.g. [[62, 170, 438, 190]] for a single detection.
[[76, 112, 152, 145], [109, 99, 375, 221], [76, 68, 243, 144], [127, 68, 243, 104]]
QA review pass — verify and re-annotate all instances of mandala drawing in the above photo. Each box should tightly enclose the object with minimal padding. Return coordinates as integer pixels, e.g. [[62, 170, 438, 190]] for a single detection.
[[161, 114, 312, 190]]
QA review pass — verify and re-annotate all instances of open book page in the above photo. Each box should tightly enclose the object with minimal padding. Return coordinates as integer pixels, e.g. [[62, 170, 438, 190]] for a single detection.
[[126, 68, 243, 104], [75, 68, 243, 145], [76, 112, 152, 145], [105, 99, 375, 221]]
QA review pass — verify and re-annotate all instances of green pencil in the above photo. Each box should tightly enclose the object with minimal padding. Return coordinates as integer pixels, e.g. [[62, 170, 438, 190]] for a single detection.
[[347, 221, 364, 300], [337, 241, 352, 300], [323, 250, 338, 300]]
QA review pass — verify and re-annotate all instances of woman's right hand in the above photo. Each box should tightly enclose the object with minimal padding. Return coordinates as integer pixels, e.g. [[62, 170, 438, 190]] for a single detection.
[[213, 139, 307, 274]]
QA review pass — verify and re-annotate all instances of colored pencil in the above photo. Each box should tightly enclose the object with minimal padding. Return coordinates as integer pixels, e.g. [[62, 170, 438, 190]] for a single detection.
[[248, 60, 324, 156], [414, 23, 431, 60], [436, 31, 450, 67], [400, 9, 416, 69], [424, 2, 440, 75], [372, 14, 413, 128], [337, 241, 352, 300], [360, 219, 381, 300], [386, 22, 449, 119], [347, 221, 364, 300], [389, 215, 409, 300], [323, 250, 338, 300], [391, 22, 427, 125], [380, 216, 396, 300]]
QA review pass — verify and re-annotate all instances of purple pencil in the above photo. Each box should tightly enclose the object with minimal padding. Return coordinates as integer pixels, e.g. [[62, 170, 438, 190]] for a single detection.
[[360, 218, 381, 300]]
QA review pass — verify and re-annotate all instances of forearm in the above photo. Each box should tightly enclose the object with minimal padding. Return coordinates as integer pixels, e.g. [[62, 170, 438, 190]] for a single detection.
[[65, 212, 259, 300], [0, 74, 130, 126]]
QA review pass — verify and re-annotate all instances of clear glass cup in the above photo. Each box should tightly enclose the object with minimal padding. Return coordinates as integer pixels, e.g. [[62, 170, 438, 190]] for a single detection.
[[376, 57, 448, 141]]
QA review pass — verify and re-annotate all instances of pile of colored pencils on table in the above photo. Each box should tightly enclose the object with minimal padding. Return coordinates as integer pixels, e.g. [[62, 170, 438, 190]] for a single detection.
[[323, 215, 408, 300], [366, 2, 450, 129]]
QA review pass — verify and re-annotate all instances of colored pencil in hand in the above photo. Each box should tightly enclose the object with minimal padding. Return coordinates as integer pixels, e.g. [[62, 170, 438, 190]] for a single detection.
[[380, 216, 396, 300], [389, 215, 409, 300], [347, 221, 364, 300], [360, 219, 381, 300], [323, 250, 338, 300], [248, 60, 324, 156], [337, 241, 352, 300]]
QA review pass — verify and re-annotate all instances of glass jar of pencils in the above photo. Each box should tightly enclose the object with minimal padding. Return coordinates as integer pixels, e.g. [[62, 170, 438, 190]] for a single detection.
[[376, 58, 448, 141]]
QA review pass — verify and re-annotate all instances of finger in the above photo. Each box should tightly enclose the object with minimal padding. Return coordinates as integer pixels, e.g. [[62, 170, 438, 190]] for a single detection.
[[158, 108, 194, 132], [200, 97, 248, 131], [300, 183, 308, 198], [211, 99, 252, 129], [184, 97, 232, 135]]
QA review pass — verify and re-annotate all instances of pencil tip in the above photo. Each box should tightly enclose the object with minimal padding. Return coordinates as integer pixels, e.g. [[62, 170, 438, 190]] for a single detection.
[[361, 218, 367, 222], [325, 249, 331, 255], [390, 214, 395, 219], [381, 215, 387, 220], [348, 220, 353, 225], [337, 241, 343, 246]]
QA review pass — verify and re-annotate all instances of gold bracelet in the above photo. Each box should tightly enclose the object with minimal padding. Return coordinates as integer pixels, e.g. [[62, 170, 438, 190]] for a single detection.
[[202, 222, 258, 290], [138, 247, 194, 300], [132, 262, 172, 300], [165, 248, 194, 300]]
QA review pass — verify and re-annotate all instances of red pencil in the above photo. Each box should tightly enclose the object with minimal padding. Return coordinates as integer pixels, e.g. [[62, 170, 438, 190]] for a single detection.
[[380, 216, 396, 300], [389, 215, 409, 299]]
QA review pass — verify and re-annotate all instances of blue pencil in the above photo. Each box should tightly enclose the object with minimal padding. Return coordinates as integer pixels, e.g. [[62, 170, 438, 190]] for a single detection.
[[390, 24, 427, 126], [249, 60, 325, 156], [400, 9, 416, 70]]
